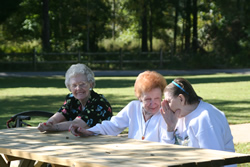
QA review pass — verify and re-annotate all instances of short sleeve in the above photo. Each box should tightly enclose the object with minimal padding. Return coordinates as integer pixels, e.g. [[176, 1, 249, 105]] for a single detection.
[[57, 94, 81, 121], [78, 91, 113, 127]]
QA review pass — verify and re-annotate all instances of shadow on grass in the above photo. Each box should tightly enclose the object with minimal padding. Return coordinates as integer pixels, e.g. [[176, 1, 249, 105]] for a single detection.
[[164, 75, 250, 85], [1, 95, 249, 129], [0, 77, 65, 88], [0, 93, 134, 130], [0, 77, 136, 89], [1, 75, 249, 129], [205, 99, 250, 125], [0, 75, 249, 89]]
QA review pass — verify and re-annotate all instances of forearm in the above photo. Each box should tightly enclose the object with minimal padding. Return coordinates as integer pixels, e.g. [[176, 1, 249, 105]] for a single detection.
[[47, 121, 73, 132], [38, 112, 68, 132], [47, 112, 66, 124], [88, 120, 125, 136], [161, 125, 175, 144], [164, 131, 175, 144], [72, 117, 90, 129], [53, 117, 89, 132]]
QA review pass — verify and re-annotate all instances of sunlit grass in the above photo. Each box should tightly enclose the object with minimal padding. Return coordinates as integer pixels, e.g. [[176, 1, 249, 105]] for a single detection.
[[1, 87, 68, 96], [235, 143, 250, 166], [1, 74, 249, 128]]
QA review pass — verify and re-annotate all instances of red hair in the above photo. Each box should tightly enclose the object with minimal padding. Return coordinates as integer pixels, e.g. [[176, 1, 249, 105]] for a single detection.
[[134, 71, 167, 99]]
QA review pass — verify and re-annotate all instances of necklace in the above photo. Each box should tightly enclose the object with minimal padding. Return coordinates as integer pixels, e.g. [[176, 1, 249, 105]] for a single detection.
[[141, 108, 153, 140]]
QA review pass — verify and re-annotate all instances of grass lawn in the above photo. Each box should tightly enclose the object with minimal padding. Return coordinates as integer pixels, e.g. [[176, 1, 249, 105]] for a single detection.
[[0, 73, 249, 165]]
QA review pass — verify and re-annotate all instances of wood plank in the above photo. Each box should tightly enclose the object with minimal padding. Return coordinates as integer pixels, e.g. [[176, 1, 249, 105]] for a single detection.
[[34, 161, 48, 167], [4, 154, 22, 161], [18, 159, 36, 167], [0, 154, 8, 167], [0, 127, 249, 167], [51, 164, 68, 167], [35, 161, 68, 167]]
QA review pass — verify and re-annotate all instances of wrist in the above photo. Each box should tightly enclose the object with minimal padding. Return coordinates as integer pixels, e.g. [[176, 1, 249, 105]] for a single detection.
[[54, 124, 59, 131], [85, 131, 95, 136]]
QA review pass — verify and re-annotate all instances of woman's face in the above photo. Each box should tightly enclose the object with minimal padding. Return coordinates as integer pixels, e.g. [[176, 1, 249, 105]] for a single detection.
[[164, 92, 182, 118], [69, 74, 92, 101], [140, 88, 162, 115]]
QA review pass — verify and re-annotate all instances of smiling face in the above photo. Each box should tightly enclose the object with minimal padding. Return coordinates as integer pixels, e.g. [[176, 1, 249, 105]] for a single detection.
[[69, 74, 92, 103], [140, 88, 162, 115]]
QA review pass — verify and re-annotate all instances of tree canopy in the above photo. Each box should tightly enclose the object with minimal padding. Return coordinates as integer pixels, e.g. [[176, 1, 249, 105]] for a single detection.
[[0, 0, 249, 68]]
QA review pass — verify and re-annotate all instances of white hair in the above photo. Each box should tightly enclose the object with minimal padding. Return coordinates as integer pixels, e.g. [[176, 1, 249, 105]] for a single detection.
[[65, 63, 95, 91]]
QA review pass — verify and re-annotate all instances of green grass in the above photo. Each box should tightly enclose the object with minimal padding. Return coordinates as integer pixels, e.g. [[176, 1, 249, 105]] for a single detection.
[[0, 74, 249, 126], [235, 143, 250, 167], [0, 73, 250, 160]]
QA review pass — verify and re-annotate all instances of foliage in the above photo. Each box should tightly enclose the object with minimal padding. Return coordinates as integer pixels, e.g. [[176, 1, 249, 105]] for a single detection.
[[48, 0, 112, 52], [0, 0, 22, 24], [0, 0, 250, 69], [1, 0, 41, 41], [199, 1, 250, 67]]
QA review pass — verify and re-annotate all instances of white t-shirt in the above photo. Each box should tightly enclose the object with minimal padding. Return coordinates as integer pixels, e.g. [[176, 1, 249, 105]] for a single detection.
[[88, 100, 168, 143]]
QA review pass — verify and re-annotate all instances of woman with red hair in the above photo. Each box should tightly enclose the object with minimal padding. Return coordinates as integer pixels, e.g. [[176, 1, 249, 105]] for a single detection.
[[69, 70, 168, 143]]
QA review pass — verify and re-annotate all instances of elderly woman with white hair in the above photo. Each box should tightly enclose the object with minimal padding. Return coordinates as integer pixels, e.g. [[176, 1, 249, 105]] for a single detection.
[[38, 63, 113, 132]]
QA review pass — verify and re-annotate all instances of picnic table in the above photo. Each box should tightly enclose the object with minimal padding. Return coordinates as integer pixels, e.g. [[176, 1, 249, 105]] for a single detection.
[[0, 127, 249, 167]]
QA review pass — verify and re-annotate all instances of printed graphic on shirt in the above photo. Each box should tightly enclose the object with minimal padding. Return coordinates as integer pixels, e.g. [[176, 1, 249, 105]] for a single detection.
[[174, 128, 190, 146], [57, 91, 112, 127]]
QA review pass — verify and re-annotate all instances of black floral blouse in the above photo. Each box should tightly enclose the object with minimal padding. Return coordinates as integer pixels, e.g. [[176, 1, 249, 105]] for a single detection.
[[58, 90, 113, 127]]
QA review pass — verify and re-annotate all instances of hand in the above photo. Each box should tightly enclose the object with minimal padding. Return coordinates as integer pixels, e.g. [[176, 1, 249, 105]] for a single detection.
[[72, 117, 90, 129], [69, 124, 94, 137], [37, 121, 54, 132], [160, 100, 179, 132]]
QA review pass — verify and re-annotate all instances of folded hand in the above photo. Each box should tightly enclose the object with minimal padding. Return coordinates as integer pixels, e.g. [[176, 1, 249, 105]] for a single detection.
[[160, 100, 179, 132], [37, 121, 53, 132], [69, 124, 94, 137]]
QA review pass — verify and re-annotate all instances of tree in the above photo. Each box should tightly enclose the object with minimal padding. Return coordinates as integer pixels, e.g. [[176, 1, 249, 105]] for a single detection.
[[1, 0, 41, 41], [149, 0, 153, 52], [42, 0, 51, 52], [173, 0, 179, 55], [49, 0, 112, 51], [184, 0, 191, 53], [204, 0, 250, 66], [192, 0, 198, 54], [0, 0, 22, 24], [141, 0, 148, 52]]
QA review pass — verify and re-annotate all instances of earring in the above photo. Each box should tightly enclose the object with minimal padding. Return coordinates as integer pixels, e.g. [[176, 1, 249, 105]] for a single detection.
[[89, 88, 92, 91]]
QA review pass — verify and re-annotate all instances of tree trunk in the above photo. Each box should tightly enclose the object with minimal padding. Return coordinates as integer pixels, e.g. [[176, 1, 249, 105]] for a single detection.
[[173, 0, 179, 55], [112, 0, 116, 40], [149, 0, 153, 52], [86, 0, 90, 52], [185, 0, 191, 53], [192, 0, 198, 54], [42, 0, 51, 52], [141, 2, 148, 52]]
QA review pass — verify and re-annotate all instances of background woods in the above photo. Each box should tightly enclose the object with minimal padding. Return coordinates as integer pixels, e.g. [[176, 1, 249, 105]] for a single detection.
[[0, 0, 249, 71]]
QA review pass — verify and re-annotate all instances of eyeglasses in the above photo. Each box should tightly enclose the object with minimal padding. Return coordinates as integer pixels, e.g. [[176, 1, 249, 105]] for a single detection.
[[70, 82, 89, 89]]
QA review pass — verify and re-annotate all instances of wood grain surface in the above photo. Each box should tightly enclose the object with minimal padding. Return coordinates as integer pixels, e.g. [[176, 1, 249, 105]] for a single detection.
[[0, 127, 249, 167]]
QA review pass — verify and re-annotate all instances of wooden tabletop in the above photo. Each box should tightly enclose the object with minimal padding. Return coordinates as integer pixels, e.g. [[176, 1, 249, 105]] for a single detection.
[[0, 127, 249, 167]]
